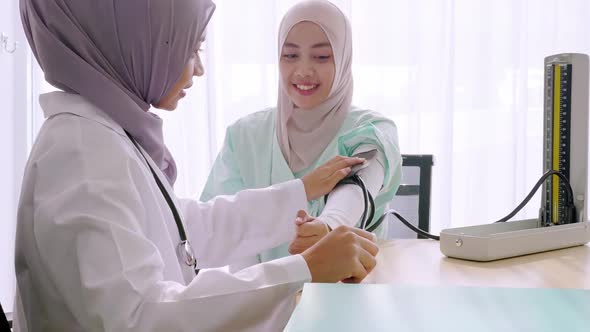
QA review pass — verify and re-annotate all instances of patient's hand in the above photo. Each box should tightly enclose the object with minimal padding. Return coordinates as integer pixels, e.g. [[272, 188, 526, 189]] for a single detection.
[[289, 210, 330, 254]]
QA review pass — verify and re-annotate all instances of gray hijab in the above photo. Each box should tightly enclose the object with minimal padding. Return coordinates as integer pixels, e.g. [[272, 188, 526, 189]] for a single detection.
[[21, 0, 215, 185]]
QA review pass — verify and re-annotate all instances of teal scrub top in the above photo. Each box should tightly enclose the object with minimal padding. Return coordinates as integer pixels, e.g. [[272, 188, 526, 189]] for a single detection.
[[201, 107, 402, 263]]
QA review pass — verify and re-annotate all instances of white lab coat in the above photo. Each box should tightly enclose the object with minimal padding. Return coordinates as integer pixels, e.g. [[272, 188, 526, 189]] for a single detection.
[[13, 92, 311, 331]]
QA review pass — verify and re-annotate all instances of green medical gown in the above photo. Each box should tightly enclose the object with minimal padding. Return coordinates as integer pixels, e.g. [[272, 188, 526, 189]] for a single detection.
[[200, 107, 402, 263]]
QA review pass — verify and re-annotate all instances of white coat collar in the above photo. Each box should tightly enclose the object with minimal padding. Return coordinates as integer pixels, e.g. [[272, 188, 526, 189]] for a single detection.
[[39, 91, 126, 136]]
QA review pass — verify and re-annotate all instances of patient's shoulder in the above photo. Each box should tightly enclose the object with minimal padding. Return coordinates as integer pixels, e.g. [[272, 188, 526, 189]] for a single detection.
[[225, 107, 277, 145], [229, 107, 276, 132], [347, 107, 395, 127]]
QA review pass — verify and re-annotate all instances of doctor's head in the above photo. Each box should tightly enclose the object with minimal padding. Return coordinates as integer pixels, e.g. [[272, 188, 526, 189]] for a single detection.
[[278, 0, 353, 111], [22, 0, 215, 112], [22, 0, 216, 184]]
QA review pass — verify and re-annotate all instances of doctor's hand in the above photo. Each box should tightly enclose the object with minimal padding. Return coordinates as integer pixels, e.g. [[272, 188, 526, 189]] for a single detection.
[[300, 225, 379, 283], [288, 210, 330, 255], [302, 156, 365, 201]]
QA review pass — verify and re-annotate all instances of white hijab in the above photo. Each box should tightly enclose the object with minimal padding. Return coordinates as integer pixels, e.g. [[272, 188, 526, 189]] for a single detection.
[[276, 0, 353, 173]]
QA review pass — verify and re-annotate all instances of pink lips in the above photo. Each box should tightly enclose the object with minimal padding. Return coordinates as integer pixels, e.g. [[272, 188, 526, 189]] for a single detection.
[[179, 82, 192, 98]]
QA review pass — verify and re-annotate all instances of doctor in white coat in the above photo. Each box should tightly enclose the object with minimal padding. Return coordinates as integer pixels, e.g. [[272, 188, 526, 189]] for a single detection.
[[13, 0, 379, 331]]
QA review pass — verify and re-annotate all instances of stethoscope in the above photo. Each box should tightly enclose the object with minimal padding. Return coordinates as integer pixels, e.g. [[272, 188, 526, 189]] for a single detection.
[[125, 131, 199, 275]]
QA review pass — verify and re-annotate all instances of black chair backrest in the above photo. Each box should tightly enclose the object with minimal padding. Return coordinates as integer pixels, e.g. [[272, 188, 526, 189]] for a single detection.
[[0, 301, 11, 331], [390, 154, 434, 239]]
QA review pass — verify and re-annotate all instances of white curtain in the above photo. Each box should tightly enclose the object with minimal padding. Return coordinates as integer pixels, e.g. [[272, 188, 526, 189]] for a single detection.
[[155, 0, 590, 233], [6, 0, 590, 313]]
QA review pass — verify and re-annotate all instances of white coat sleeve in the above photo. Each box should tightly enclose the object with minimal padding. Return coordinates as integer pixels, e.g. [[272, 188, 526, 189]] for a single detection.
[[318, 149, 385, 229], [30, 118, 311, 331], [180, 179, 309, 268]]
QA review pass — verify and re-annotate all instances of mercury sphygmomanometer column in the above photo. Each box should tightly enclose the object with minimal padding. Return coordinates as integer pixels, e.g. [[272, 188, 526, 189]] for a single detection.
[[541, 53, 589, 227], [439, 53, 590, 261]]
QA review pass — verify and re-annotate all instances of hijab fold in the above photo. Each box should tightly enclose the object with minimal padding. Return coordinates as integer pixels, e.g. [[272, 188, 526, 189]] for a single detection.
[[21, 0, 215, 184], [276, 0, 353, 173]]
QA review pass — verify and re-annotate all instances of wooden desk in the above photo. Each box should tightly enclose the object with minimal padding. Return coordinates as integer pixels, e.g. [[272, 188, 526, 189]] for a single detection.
[[364, 239, 590, 288]]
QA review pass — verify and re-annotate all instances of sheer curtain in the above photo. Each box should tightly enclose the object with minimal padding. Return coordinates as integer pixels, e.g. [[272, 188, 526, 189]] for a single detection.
[[10, 0, 590, 309], [160, 0, 590, 233]]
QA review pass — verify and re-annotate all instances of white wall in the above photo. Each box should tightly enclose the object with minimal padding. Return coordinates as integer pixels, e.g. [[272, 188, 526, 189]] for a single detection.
[[0, 0, 30, 312]]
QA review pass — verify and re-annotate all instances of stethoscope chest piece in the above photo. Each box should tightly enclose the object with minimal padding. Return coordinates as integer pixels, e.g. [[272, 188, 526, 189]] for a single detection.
[[177, 240, 197, 268], [125, 130, 199, 275]]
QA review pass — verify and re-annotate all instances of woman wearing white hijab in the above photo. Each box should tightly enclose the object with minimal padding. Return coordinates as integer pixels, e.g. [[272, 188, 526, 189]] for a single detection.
[[14, 0, 379, 331], [201, 0, 402, 269]]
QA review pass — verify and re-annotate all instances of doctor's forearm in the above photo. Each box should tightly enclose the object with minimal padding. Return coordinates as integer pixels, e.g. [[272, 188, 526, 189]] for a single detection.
[[93, 255, 310, 331], [181, 179, 307, 267]]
